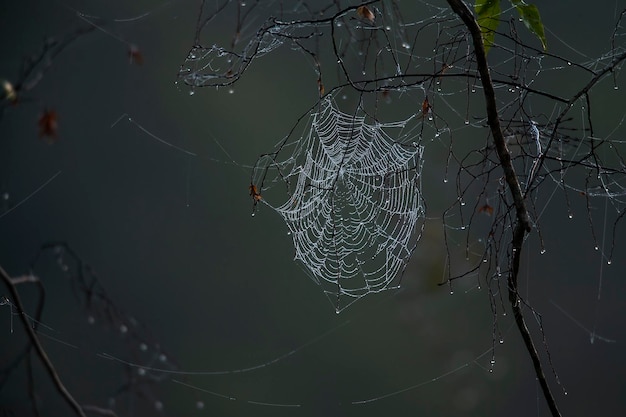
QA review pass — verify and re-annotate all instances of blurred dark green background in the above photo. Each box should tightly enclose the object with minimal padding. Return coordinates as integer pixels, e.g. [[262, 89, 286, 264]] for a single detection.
[[1, 1, 625, 416]]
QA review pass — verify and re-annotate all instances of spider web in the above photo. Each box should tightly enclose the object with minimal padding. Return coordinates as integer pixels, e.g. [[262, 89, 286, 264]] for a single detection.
[[253, 96, 425, 311], [4, 1, 626, 416]]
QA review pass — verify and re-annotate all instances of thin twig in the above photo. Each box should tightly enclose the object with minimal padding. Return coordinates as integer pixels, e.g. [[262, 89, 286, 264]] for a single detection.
[[0, 264, 87, 417]]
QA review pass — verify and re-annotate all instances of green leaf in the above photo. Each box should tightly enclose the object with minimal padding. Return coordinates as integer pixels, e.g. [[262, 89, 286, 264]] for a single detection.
[[475, 0, 501, 54], [510, 0, 547, 50]]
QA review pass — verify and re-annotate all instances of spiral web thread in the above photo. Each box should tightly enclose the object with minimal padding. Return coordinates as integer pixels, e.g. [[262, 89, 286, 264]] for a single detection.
[[255, 97, 425, 311]]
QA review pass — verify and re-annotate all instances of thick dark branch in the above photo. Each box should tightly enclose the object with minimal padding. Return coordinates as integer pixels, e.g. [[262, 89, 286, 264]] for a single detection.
[[509, 220, 560, 417], [0, 264, 87, 417], [446, 0, 530, 232], [445, 1, 561, 417]]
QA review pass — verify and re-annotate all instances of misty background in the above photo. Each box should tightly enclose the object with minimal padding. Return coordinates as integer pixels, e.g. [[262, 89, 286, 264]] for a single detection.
[[1, 1, 625, 416]]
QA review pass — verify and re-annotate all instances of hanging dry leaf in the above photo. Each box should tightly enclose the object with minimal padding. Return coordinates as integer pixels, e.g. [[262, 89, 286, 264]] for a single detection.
[[128, 44, 143, 65], [478, 203, 494, 216], [356, 6, 375, 23], [2, 80, 17, 103], [421, 96, 431, 117], [380, 89, 391, 103], [317, 77, 325, 96], [249, 183, 262, 202], [439, 63, 450, 79], [38, 109, 59, 143]]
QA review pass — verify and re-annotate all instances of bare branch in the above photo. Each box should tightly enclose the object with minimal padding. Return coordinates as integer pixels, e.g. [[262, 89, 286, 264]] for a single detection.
[[0, 264, 87, 417], [444, 1, 561, 416]]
